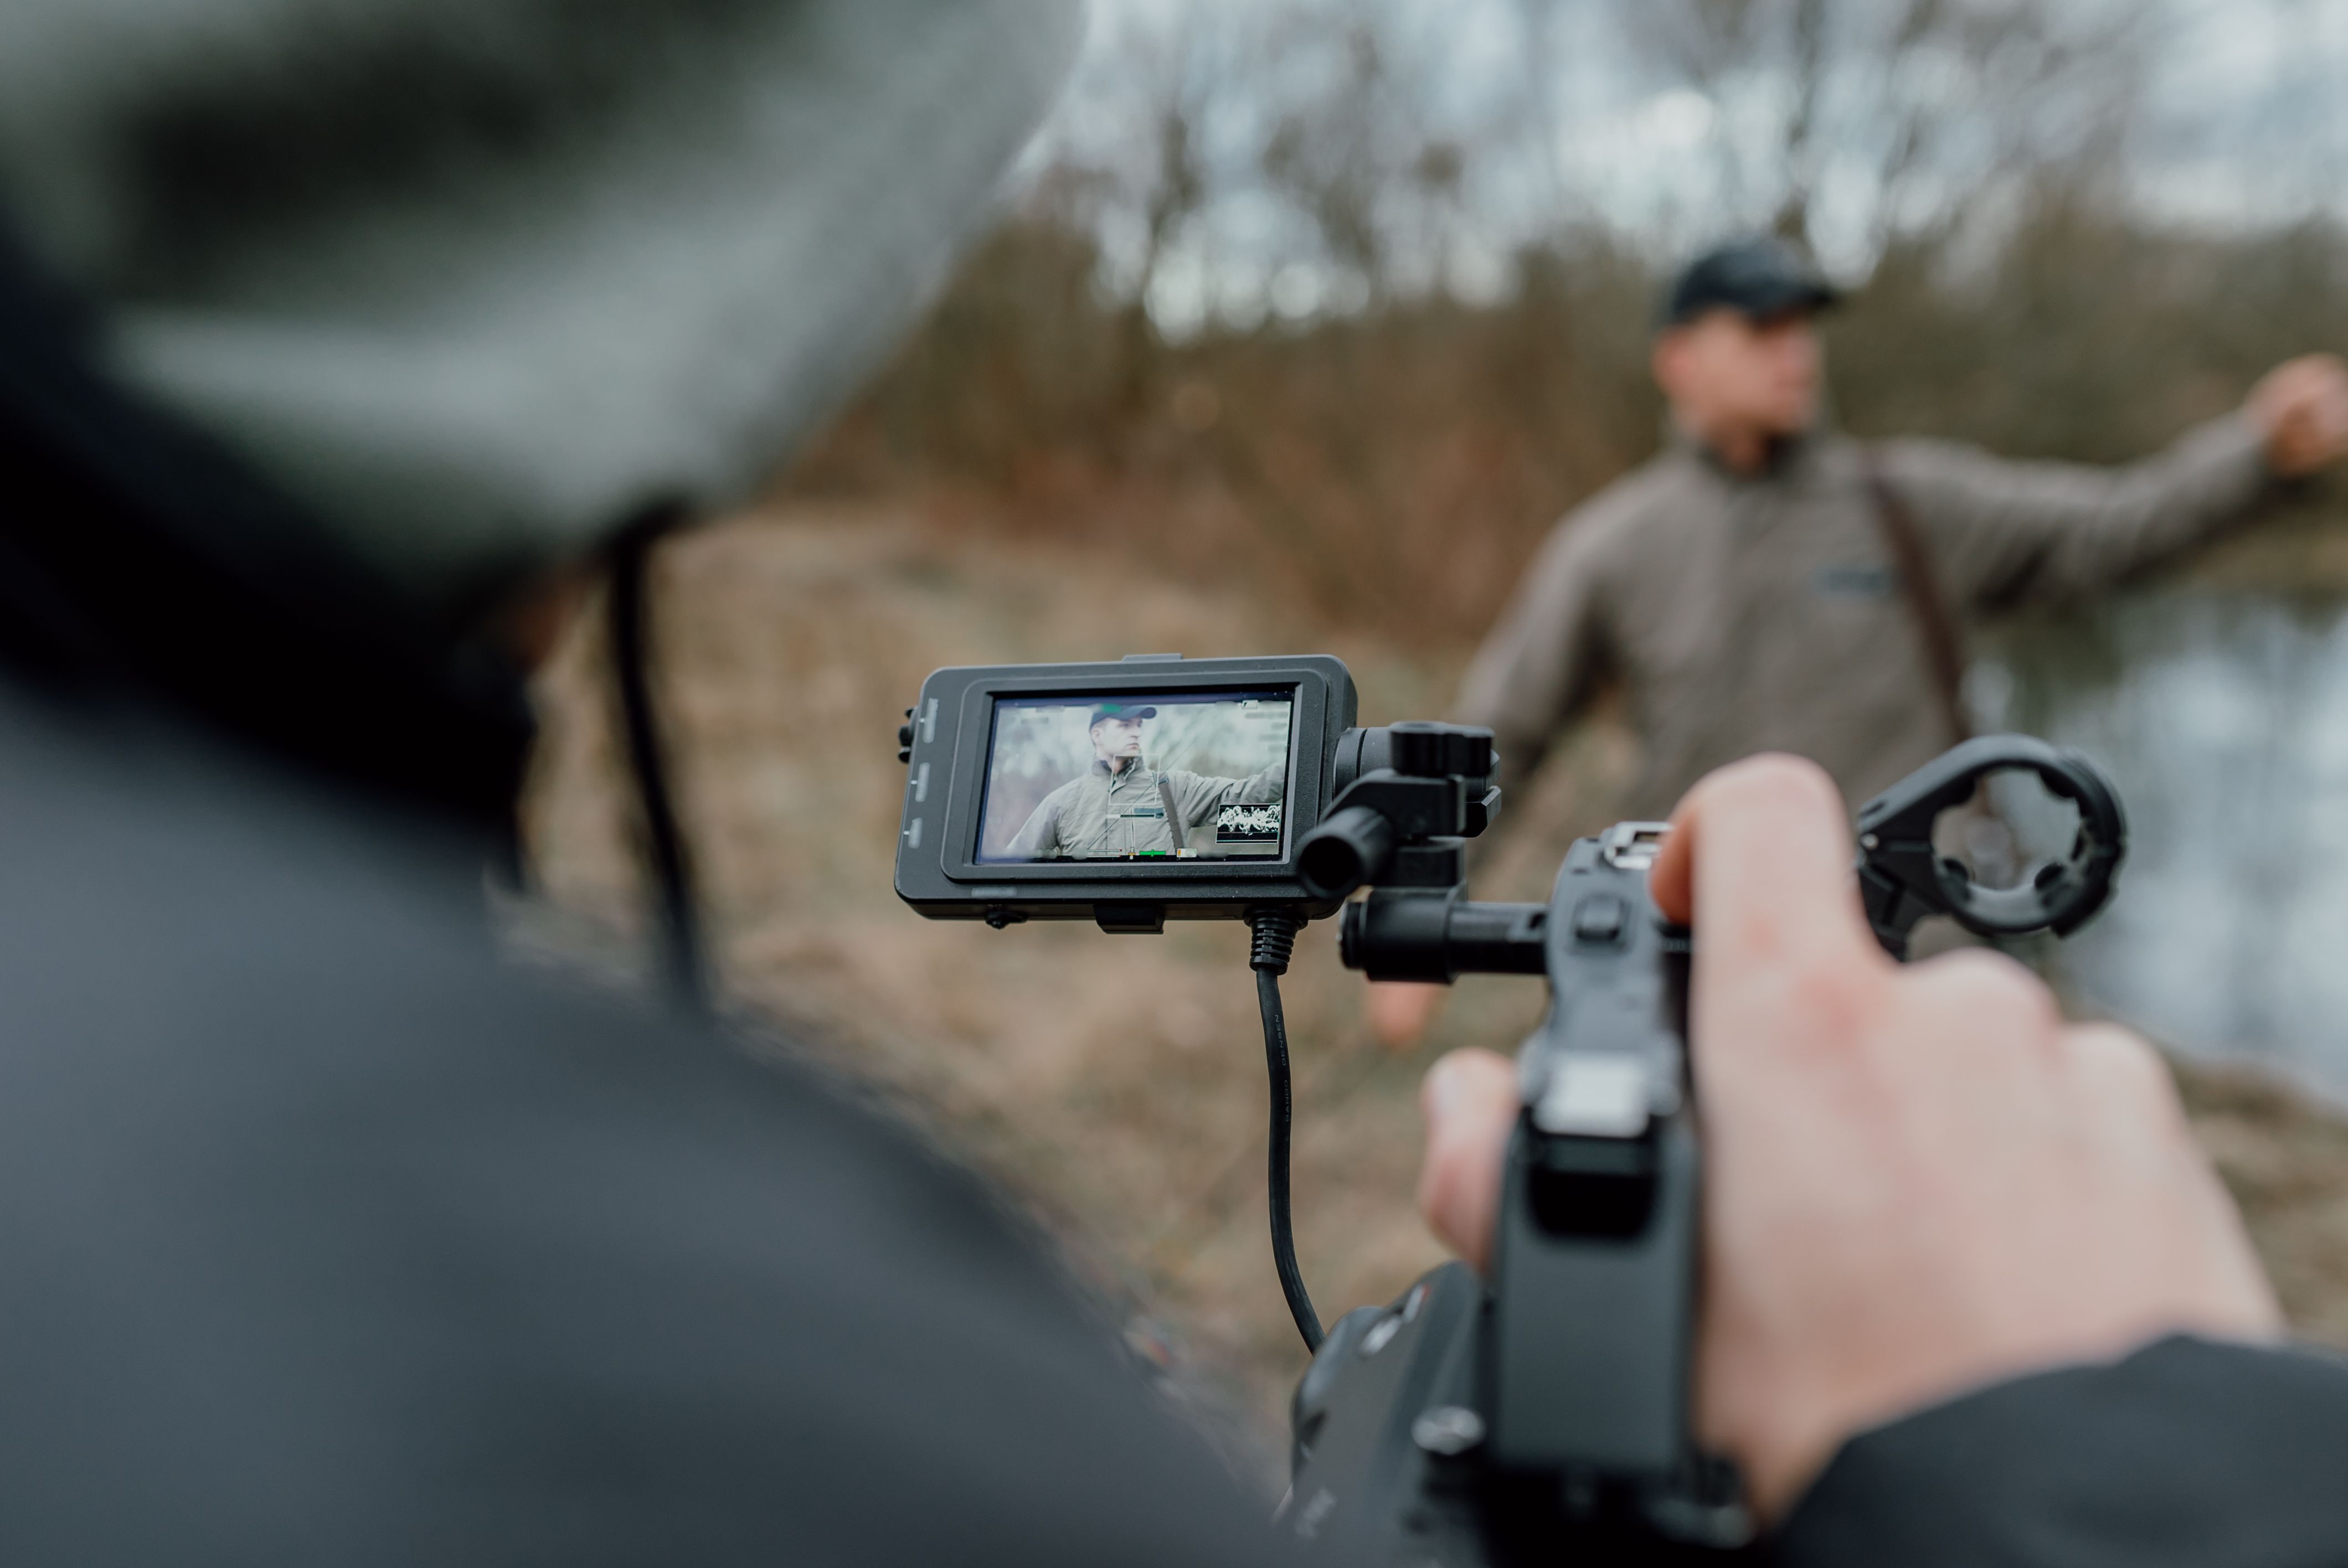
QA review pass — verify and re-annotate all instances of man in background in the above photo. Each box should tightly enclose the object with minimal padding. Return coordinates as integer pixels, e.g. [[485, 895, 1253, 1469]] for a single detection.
[[1370, 233, 2348, 1046]]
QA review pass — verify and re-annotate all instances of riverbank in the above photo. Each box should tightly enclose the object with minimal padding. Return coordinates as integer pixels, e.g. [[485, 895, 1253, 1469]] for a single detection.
[[516, 500, 2348, 1465]]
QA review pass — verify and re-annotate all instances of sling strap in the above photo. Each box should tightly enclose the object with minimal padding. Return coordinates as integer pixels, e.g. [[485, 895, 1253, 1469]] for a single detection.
[[1156, 774, 1189, 852], [1865, 456, 1973, 744]]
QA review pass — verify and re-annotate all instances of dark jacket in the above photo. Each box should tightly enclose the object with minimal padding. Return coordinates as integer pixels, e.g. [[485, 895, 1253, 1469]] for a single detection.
[[4, 238, 2347, 1566], [1776, 1335, 2348, 1566], [0, 235, 1280, 1565]]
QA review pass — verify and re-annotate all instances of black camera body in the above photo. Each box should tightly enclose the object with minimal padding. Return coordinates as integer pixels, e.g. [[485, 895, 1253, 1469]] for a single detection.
[[1289, 827, 1738, 1560], [894, 658, 2128, 1564]]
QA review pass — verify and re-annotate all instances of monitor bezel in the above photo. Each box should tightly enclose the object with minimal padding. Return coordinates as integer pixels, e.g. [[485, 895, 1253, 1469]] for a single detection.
[[894, 655, 1356, 922]]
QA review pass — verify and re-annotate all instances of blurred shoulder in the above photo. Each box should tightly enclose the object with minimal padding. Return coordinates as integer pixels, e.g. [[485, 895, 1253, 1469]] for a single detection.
[[0, 685, 1275, 1564], [1867, 432, 2014, 494], [1536, 447, 1693, 564]]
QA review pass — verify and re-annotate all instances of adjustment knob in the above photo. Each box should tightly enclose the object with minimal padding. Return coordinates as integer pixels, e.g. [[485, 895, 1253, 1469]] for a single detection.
[[1387, 721, 1447, 777], [1385, 722, 1493, 780]]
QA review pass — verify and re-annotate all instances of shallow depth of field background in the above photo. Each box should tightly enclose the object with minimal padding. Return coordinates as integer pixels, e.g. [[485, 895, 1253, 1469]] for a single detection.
[[517, 0, 2348, 1476]]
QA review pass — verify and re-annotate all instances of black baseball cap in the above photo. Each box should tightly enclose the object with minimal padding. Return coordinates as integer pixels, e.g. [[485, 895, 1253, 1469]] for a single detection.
[[1659, 235, 1840, 328], [1089, 702, 1157, 728]]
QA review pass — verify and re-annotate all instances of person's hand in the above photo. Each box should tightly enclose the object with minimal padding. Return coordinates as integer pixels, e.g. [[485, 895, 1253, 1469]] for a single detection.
[[1363, 980, 1445, 1050], [1417, 755, 2282, 1521], [2247, 353, 2348, 478]]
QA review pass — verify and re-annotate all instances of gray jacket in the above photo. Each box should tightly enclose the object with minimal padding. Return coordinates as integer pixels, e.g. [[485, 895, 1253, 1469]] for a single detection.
[[1006, 757, 1286, 859], [1456, 414, 2274, 817]]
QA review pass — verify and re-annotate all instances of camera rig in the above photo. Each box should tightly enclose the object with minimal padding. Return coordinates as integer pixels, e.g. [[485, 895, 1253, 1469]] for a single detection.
[[893, 657, 2127, 1561]]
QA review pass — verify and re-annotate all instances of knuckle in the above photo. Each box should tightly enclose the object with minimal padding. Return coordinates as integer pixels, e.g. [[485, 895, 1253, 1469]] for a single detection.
[[1906, 950, 2063, 1057], [2067, 1022, 2181, 1119], [1924, 948, 2057, 1024]]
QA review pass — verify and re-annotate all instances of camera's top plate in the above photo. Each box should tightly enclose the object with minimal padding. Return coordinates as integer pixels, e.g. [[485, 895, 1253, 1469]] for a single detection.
[[894, 654, 1358, 926]]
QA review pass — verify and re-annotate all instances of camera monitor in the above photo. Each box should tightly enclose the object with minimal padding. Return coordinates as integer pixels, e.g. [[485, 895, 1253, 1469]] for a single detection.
[[976, 692, 1294, 864], [893, 654, 1358, 929]]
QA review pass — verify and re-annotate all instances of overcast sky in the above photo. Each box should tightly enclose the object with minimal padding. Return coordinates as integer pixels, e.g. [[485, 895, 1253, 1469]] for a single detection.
[[1016, 0, 2348, 332]]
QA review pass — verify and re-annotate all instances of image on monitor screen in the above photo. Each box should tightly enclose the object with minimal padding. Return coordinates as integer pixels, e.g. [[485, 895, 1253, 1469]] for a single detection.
[[976, 690, 1294, 863]]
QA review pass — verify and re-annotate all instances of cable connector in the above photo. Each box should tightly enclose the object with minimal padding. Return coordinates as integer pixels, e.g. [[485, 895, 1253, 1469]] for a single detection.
[[1249, 907, 1304, 976]]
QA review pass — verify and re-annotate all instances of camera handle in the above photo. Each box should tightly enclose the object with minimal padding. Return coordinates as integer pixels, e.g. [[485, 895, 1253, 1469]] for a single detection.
[[1855, 734, 2127, 958]]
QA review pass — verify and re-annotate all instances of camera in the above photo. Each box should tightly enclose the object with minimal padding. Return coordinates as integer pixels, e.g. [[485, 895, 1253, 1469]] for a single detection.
[[892, 653, 1496, 931], [894, 658, 2129, 1561]]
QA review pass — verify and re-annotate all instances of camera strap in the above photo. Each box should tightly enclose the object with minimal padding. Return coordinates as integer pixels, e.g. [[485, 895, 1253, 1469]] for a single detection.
[[1864, 453, 1973, 745], [1156, 774, 1188, 852], [608, 505, 708, 1014]]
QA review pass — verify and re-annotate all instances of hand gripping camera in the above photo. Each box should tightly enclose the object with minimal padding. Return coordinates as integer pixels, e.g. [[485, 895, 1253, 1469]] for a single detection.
[[893, 657, 2128, 1561]]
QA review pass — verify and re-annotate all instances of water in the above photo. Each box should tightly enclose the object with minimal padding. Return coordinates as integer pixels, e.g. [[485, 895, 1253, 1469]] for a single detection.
[[1986, 589, 2348, 1098]]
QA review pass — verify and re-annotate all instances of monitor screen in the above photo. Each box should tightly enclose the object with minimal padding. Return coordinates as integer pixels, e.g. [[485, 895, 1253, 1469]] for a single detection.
[[976, 690, 1294, 863]]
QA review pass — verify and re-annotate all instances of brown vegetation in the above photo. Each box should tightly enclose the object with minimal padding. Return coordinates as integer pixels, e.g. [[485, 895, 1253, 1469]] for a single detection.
[[783, 200, 2348, 653]]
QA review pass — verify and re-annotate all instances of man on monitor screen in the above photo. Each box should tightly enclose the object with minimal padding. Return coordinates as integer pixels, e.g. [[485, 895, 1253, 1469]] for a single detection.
[[1003, 703, 1285, 860]]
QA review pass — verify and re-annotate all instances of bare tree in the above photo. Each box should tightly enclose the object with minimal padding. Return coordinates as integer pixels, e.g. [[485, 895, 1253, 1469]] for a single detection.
[[1506, 0, 1579, 238], [1618, 0, 2151, 264], [1034, 9, 1231, 397]]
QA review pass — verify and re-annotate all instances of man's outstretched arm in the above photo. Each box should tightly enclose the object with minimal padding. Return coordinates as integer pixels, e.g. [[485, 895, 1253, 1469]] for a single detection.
[[1885, 353, 2348, 610], [1163, 757, 1286, 834]]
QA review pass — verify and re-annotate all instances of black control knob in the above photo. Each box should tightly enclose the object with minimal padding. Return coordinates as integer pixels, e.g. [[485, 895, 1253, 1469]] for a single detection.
[[1386, 722, 1494, 780]]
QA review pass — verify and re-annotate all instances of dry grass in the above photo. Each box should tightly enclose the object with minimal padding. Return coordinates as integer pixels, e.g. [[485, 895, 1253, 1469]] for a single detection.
[[519, 501, 2348, 1477]]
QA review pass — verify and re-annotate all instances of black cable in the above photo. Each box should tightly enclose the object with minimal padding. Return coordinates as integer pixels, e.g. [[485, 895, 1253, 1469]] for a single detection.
[[1250, 909, 1322, 1353], [607, 507, 707, 1016]]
